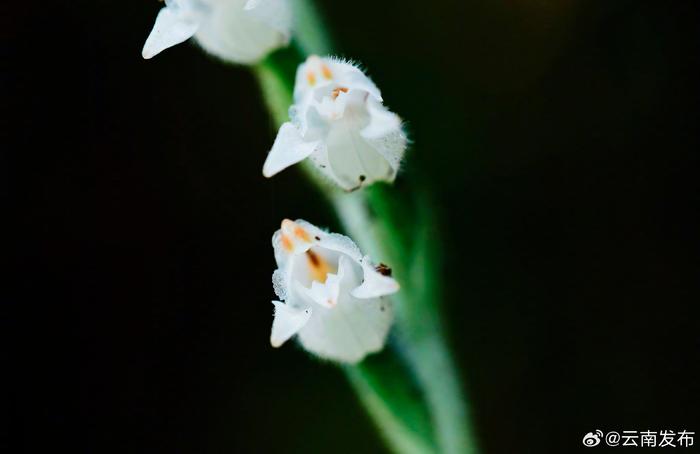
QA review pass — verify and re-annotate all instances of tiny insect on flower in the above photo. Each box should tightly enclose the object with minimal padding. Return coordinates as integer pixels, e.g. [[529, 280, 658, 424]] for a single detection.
[[269, 219, 400, 363], [142, 0, 291, 64], [262, 56, 407, 191]]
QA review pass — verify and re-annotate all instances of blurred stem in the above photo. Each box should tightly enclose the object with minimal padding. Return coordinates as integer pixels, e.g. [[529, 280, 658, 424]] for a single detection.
[[334, 190, 477, 454], [290, 0, 333, 55], [344, 351, 437, 454], [253, 2, 478, 453]]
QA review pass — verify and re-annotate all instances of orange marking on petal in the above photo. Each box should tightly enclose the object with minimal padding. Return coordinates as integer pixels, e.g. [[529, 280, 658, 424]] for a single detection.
[[294, 226, 311, 242], [281, 218, 295, 230], [321, 64, 332, 80], [306, 250, 332, 283], [281, 234, 293, 252], [331, 86, 349, 100], [306, 71, 316, 86]]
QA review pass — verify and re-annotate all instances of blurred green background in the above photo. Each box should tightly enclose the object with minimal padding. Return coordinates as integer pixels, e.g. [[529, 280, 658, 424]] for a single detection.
[[5, 0, 698, 452]]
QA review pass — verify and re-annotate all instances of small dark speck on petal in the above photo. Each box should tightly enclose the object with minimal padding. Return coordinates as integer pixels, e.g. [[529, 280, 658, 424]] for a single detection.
[[375, 263, 392, 276]]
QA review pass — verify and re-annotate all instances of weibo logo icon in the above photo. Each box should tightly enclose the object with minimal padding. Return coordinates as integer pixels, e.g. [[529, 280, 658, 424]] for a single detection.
[[582, 430, 603, 447]]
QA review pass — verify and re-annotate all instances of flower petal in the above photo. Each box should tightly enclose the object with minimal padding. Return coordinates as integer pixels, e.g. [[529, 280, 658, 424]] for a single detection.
[[263, 122, 322, 177], [271, 219, 321, 271], [326, 121, 393, 190], [360, 97, 402, 140], [297, 258, 393, 363], [362, 128, 406, 180], [315, 232, 363, 263], [142, 6, 200, 59], [270, 301, 312, 348], [333, 62, 382, 102], [351, 257, 400, 299], [193, 0, 289, 64], [293, 57, 381, 102], [243, 0, 292, 38]]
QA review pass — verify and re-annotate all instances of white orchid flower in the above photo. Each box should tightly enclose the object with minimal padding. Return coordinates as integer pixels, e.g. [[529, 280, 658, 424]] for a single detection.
[[262, 56, 407, 191], [142, 0, 291, 64], [269, 219, 399, 363]]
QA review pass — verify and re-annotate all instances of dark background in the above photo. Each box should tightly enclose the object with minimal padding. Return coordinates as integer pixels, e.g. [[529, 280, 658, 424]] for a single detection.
[[4, 0, 699, 452]]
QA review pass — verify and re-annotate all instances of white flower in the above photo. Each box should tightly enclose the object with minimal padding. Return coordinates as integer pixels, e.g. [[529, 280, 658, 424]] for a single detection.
[[142, 0, 291, 64], [269, 219, 399, 363], [262, 56, 407, 191]]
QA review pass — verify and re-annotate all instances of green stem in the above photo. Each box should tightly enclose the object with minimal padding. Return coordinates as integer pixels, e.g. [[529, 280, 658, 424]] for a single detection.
[[344, 351, 437, 454], [334, 191, 478, 454], [253, 2, 479, 451]]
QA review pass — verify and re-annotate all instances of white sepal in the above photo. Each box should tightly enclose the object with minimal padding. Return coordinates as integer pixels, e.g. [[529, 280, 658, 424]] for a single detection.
[[351, 257, 400, 299], [270, 301, 312, 348], [142, 5, 200, 59], [263, 122, 323, 177]]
